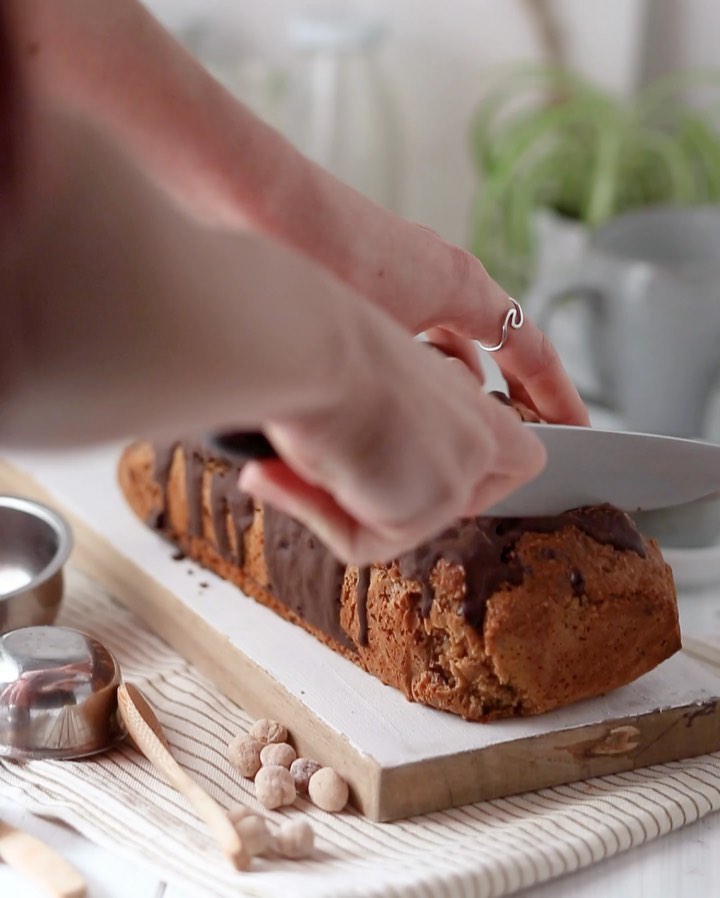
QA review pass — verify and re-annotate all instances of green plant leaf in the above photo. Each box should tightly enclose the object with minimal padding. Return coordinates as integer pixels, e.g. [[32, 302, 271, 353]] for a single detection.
[[467, 63, 720, 291]]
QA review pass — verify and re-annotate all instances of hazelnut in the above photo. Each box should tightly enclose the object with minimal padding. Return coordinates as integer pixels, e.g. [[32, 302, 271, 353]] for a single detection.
[[273, 819, 315, 859], [227, 734, 263, 778], [260, 742, 297, 769], [289, 758, 322, 794], [254, 765, 296, 809], [249, 718, 288, 745], [234, 813, 273, 857], [308, 767, 349, 813]]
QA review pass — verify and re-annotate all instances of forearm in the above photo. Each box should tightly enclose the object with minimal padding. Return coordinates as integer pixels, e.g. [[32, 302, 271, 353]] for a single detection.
[[10, 0, 589, 429], [10, 0, 475, 331], [0, 112, 357, 448]]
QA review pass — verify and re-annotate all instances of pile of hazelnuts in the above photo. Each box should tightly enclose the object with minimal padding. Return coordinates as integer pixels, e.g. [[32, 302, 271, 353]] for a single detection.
[[226, 717, 349, 861]]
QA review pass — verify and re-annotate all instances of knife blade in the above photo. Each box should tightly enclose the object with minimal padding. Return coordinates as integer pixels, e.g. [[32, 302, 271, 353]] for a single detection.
[[488, 424, 720, 516], [207, 425, 720, 517]]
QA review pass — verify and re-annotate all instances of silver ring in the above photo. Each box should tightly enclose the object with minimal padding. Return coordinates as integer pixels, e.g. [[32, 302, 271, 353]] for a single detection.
[[479, 297, 524, 352]]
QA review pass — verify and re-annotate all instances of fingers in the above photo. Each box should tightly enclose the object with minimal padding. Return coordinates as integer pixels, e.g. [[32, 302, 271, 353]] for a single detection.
[[239, 459, 423, 564], [469, 283, 588, 425], [494, 318, 590, 427], [419, 248, 589, 427], [461, 391, 547, 517], [240, 352, 547, 566], [341, 216, 587, 427], [424, 327, 484, 380], [426, 302, 587, 427]]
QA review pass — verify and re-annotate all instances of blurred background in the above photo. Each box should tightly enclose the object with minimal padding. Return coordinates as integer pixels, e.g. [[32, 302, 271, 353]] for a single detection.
[[143, 0, 720, 440], [144, 0, 658, 242]]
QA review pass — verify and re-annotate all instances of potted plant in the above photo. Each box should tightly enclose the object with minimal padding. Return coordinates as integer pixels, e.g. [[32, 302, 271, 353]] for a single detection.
[[468, 65, 720, 296]]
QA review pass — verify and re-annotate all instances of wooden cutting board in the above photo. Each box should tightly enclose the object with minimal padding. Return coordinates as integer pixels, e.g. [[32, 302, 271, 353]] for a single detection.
[[2, 448, 720, 822]]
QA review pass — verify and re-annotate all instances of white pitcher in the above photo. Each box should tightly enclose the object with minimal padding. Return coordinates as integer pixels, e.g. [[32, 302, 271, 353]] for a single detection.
[[524, 206, 720, 437]]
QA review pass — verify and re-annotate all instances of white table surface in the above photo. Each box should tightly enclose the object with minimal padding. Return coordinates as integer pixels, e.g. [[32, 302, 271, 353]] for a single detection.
[[2, 583, 719, 898]]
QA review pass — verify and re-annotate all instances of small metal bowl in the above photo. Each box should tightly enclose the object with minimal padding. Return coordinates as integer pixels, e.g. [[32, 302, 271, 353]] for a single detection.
[[0, 496, 74, 635], [0, 626, 126, 759]]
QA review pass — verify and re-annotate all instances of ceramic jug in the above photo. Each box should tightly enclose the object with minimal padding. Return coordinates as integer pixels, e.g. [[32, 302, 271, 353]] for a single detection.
[[525, 206, 720, 437]]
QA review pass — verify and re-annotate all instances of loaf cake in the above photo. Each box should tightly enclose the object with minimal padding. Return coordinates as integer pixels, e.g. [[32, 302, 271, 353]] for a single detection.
[[118, 439, 680, 721]]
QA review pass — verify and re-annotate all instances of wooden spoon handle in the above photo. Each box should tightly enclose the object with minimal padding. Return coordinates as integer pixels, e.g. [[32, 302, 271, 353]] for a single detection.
[[117, 684, 249, 871], [0, 820, 86, 898]]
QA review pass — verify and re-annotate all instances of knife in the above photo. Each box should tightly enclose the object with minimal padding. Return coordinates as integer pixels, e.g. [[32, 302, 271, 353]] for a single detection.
[[206, 425, 720, 517]]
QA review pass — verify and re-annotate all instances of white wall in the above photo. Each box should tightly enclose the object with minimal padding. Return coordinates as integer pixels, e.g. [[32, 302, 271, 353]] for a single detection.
[[642, 0, 720, 81], [143, 0, 648, 245]]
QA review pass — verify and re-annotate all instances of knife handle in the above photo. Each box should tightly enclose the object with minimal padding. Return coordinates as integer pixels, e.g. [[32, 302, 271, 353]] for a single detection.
[[206, 430, 279, 461]]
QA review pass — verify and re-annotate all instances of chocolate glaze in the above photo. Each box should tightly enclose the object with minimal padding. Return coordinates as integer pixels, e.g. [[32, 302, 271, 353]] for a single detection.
[[148, 442, 646, 648], [570, 569, 586, 598], [395, 505, 645, 632], [184, 447, 206, 539], [151, 441, 252, 564], [153, 444, 176, 501], [263, 506, 353, 649], [209, 466, 254, 562], [356, 567, 371, 646], [150, 443, 177, 531]]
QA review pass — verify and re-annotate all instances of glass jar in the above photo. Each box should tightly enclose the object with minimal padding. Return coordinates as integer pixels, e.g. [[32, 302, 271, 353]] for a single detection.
[[285, 13, 402, 212], [177, 17, 287, 132]]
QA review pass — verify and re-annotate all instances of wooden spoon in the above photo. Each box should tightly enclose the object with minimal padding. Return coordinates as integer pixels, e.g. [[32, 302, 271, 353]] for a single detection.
[[117, 683, 250, 871], [0, 818, 86, 898]]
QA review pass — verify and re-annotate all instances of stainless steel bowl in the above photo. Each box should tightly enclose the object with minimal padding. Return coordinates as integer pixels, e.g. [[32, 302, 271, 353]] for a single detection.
[[0, 496, 74, 635], [0, 626, 126, 759]]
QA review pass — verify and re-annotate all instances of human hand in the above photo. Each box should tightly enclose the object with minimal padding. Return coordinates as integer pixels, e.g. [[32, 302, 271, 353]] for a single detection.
[[0, 77, 542, 567], [340, 218, 589, 428], [11, 0, 586, 431], [240, 312, 546, 565], [240, 161, 589, 428]]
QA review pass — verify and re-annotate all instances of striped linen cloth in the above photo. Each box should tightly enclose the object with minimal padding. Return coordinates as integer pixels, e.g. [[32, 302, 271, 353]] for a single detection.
[[1, 569, 719, 898]]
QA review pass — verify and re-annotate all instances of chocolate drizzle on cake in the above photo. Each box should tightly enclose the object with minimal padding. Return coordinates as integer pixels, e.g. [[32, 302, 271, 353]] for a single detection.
[[395, 505, 645, 632], [153, 444, 176, 495], [570, 568, 586, 597], [263, 506, 353, 649], [151, 443, 176, 531], [209, 466, 254, 562], [184, 447, 207, 539], [356, 567, 371, 646], [148, 441, 646, 649], [151, 441, 252, 564], [397, 519, 520, 630]]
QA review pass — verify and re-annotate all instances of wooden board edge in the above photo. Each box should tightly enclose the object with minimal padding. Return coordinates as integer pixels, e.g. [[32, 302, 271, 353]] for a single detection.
[[374, 700, 720, 821], [0, 458, 383, 818]]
